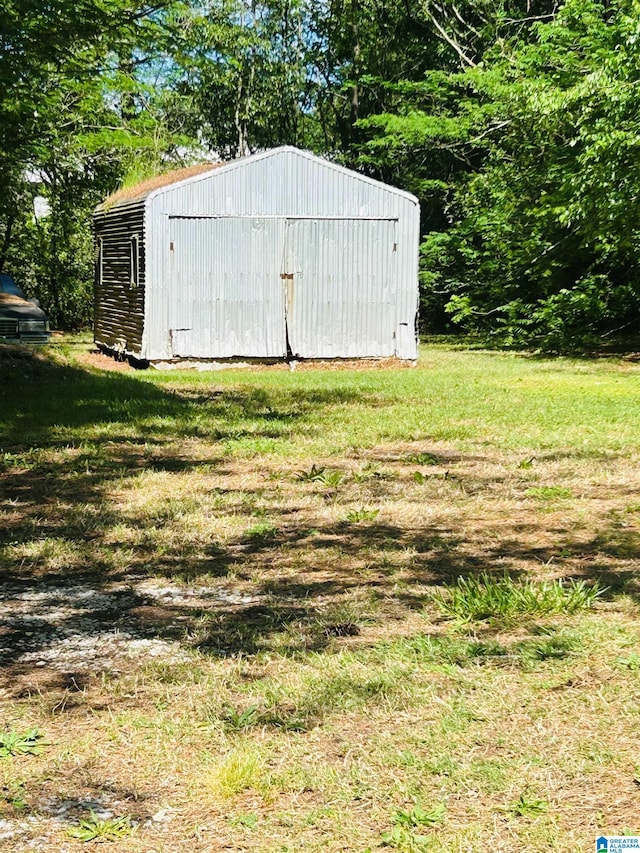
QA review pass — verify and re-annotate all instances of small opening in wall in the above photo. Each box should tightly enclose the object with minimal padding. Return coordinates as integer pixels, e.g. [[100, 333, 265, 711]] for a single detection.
[[129, 235, 140, 288], [96, 237, 104, 288]]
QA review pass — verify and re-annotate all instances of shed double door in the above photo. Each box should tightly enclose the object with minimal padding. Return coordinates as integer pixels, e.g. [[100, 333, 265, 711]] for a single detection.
[[168, 215, 397, 359]]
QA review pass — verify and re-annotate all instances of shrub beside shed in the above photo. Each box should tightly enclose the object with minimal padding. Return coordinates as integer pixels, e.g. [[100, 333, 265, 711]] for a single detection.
[[93, 146, 420, 363]]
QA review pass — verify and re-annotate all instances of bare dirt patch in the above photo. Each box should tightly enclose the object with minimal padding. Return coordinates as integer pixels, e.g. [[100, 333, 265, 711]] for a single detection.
[[76, 347, 416, 374], [75, 348, 134, 372]]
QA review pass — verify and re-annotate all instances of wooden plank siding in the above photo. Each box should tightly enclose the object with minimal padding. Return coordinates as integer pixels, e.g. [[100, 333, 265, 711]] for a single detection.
[[93, 201, 145, 357]]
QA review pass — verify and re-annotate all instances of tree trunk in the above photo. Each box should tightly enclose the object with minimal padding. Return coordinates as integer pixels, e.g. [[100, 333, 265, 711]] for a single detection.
[[349, 0, 360, 144], [0, 214, 15, 273]]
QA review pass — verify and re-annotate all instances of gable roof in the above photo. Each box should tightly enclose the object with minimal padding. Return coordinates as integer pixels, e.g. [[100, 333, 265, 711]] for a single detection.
[[96, 147, 419, 214]]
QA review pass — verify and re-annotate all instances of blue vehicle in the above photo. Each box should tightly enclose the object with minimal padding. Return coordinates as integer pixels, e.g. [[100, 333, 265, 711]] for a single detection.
[[0, 273, 50, 344]]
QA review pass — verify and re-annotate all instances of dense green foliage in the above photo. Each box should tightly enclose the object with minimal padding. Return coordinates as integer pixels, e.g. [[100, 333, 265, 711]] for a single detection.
[[0, 0, 637, 348], [0, 0, 191, 327], [411, 0, 640, 350]]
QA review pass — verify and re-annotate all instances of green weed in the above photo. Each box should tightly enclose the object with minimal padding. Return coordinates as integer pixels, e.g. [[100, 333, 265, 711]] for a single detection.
[[67, 812, 134, 841], [405, 452, 439, 465], [517, 457, 536, 469], [207, 746, 265, 798], [525, 485, 573, 501], [0, 729, 46, 758], [245, 522, 279, 543], [345, 507, 380, 522], [392, 803, 446, 828], [294, 463, 327, 482], [433, 574, 603, 622], [1, 780, 27, 811], [381, 803, 445, 850], [467, 639, 510, 660], [508, 792, 549, 818], [222, 704, 261, 730], [378, 633, 508, 668], [350, 465, 373, 483], [617, 652, 640, 670], [516, 629, 582, 665], [259, 662, 406, 731], [318, 469, 344, 487], [228, 812, 258, 829], [294, 464, 343, 487]]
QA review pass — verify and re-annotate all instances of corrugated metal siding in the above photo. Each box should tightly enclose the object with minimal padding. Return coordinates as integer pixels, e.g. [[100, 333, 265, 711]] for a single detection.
[[167, 216, 286, 358], [284, 218, 398, 358], [93, 201, 145, 356], [138, 148, 418, 360], [151, 149, 412, 217]]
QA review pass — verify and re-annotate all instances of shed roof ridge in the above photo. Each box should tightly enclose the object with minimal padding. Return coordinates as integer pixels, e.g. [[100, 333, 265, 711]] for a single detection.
[[289, 147, 419, 204], [155, 146, 419, 205], [96, 146, 419, 213]]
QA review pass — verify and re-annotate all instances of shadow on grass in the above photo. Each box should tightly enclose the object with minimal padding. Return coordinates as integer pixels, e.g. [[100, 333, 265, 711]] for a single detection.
[[0, 350, 635, 687]]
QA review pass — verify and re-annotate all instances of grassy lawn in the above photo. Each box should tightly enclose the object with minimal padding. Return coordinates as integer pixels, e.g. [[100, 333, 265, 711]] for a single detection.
[[1, 336, 640, 851]]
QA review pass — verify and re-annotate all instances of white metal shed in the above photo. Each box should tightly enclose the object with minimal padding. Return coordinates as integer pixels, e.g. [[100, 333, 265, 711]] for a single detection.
[[93, 146, 420, 362]]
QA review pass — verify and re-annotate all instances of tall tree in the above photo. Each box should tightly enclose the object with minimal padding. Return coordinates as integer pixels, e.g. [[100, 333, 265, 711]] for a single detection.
[[432, 0, 640, 349], [0, 0, 189, 327], [171, 0, 313, 158], [358, 0, 640, 349]]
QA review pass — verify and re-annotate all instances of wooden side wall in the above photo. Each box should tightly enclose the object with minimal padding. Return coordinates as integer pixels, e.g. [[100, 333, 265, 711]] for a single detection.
[[93, 201, 145, 357]]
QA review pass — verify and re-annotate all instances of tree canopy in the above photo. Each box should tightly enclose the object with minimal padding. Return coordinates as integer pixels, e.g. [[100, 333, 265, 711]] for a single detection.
[[1, 0, 637, 350]]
